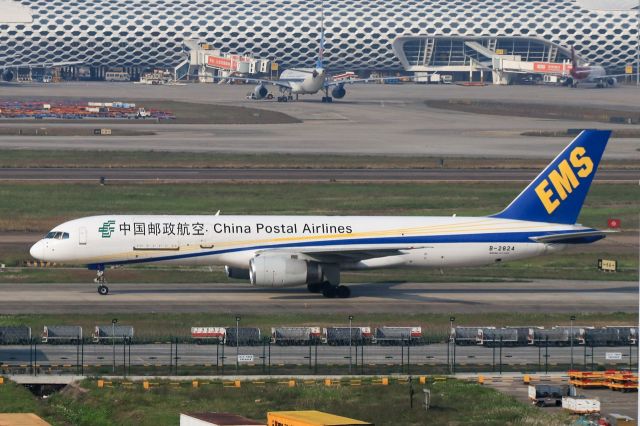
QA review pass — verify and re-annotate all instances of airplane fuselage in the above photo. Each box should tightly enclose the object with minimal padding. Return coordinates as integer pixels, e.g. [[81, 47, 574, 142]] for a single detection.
[[31, 214, 590, 271]]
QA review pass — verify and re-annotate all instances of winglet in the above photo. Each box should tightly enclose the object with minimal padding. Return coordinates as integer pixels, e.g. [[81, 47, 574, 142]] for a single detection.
[[492, 130, 611, 224]]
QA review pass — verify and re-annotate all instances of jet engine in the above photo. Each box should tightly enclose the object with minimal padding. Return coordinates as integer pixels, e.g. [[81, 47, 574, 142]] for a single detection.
[[606, 77, 616, 87], [253, 83, 268, 99], [249, 254, 325, 288], [2, 70, 14, 82], [331, 84, 346, 99], [225, 265, 250, 280]]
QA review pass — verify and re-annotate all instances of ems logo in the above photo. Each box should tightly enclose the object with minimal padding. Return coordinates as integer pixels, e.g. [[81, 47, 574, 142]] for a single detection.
[[99, 220, 116, 238]]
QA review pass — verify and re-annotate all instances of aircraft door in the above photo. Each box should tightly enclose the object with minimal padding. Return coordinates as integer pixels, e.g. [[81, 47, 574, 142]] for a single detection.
[[79, 227, 87, 245]]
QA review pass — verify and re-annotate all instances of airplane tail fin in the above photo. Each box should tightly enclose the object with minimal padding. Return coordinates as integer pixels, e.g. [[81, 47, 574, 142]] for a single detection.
[[316, 2, 325, 69], [491, 129, 611, 224]]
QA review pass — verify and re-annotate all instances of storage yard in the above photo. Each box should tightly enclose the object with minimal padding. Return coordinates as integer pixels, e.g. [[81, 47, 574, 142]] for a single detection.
[[0, 100, 174, 120]]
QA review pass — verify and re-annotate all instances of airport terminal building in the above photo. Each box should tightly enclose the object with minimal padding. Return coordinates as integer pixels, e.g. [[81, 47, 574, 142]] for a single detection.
[[0, 0, 638, 74]]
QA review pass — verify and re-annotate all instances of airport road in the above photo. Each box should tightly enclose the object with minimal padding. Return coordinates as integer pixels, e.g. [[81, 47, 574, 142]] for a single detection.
[[0, 83, 639, 160], [0, 167, 636, 182], [0, 280, 635, 314], [0, 343, 635, 368]]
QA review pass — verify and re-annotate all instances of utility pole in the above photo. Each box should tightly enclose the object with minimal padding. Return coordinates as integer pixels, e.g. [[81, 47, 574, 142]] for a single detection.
[[570, 316, 576, 371], [235, 315, 241, 375], [111, 318, 117, 374], [348, 315, 353, 375]]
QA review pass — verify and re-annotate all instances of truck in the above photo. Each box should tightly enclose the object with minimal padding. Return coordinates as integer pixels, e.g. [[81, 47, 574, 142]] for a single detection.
[[92, 325, 134, 343], [0, 326, 31, 344], [271, 327, 321, 345], [528, 384, 574, 407], [479, 328, 519, 347], [42, 325, 82, 343], [452, 327, 484, 346], [224, 327, 261, 346], [323, 327, 372, 346], [375, 326, 422, 345], [191, 327, 226, 343]]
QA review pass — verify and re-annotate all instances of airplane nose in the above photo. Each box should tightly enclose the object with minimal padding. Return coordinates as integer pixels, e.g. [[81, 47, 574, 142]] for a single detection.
[[30, 240, 44, 260]]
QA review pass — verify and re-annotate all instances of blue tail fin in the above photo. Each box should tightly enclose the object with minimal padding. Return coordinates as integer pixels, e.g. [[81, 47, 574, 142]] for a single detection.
[[316, 1, 325, 69], [492, 129, 611, 224]]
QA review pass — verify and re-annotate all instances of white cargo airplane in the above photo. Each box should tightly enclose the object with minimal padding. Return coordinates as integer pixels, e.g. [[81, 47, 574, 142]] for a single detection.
[[30, 130, 611, 298]]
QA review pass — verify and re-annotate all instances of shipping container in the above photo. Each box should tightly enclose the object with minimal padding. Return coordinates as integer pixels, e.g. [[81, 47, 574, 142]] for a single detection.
[[267, 410, 372, 426], [562, 396, 600, 414]]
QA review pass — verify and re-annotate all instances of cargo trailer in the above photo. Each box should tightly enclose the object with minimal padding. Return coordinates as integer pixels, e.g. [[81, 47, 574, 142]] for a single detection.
[[42, 325, 82, 343]]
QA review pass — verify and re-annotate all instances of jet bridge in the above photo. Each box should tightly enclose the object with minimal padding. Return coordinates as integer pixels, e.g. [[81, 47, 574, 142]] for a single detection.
[[178, 39, 271, 82], [393, 36, 573, 85]]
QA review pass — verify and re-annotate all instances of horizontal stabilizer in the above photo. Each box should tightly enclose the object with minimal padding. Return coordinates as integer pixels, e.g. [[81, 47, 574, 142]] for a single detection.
[[529, 230, 610, 244]]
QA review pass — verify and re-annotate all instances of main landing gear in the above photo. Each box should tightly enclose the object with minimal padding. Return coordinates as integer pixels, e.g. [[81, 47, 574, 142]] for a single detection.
[[307, 282, 351, 298], [321, 88, 333, 103], [94, 269, 109, 295]]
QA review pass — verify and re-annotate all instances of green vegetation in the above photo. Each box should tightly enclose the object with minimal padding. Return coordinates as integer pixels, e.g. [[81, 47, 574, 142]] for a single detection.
[[0, 149, 637, 169], [2, 182, 638, 232], [0, 312, 634, 342], [0, 378, 571, 425]]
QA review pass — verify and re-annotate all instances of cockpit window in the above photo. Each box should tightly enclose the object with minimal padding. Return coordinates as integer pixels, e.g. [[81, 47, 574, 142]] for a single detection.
[[44, 231, 69, 240]]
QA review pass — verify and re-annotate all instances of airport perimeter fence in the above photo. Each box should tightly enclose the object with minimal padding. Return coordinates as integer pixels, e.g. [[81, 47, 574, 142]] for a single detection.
[[1, 337, 637, 378]]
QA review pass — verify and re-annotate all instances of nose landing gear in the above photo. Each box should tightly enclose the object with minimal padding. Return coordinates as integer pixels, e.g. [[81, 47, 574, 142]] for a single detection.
[[94, 269, 109, 295]]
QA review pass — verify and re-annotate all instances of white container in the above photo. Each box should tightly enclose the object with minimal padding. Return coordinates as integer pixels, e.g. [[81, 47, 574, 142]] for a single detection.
[[562, 396, 600, 414]]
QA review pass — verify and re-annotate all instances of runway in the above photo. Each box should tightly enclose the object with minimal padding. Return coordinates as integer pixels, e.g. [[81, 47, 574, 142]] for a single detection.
[[0, 167, 636, 182], [0, 280, 635, 314]]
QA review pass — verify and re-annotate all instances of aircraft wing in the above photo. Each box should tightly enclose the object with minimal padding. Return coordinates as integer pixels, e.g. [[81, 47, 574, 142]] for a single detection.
[[593, 73, 629, 81], [529, 230, 610, 244], [212, 75, 292, 89], [257, 246, 422, 263], [1, 60, 82, 69], [324, 75, 413, 88]]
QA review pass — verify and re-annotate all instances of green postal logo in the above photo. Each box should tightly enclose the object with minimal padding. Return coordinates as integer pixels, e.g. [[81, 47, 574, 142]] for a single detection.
[[99, 220, 116, 238]]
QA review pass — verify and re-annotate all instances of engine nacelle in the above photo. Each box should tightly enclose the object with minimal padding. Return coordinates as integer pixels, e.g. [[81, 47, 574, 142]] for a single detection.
[[2, 70, 14, 82], [253, 84, 268, 99], [332, 84, 346, 99], [225, 265, 250, 280], [606, 77, 616, 86], [249, 254, 324, 288]]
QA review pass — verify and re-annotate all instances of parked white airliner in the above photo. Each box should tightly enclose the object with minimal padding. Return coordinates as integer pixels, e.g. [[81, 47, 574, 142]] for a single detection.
[[30, 130, 611, 298]]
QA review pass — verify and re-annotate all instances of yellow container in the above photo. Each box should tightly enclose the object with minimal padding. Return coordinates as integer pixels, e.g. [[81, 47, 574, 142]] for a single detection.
[[97, 379, 104, 388], [419, 376, 427, 385], [267, 410, 372, 426]]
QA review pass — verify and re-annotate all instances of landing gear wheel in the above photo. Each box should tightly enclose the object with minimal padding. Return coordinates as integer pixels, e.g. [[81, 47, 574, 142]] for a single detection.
[[288, 95, 293, 101], [322, 285, 337, 298], [97, 285, 109, 296], [307, 283, 323, 293], [336, 285, 351, 299]]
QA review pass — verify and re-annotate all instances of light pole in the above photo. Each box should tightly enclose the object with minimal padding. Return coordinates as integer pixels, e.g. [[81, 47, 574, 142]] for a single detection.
[[637, 0, 639, 86], [348, 315, 354, 375], [570, 315, 576, 370], [449, 316, 455, 374], [235, 315, 241, 374], [111, 318, 117, 373]]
